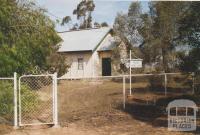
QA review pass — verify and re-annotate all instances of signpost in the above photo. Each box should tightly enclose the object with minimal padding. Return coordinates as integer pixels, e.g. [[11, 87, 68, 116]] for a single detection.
[[128, 50, 143, 95]]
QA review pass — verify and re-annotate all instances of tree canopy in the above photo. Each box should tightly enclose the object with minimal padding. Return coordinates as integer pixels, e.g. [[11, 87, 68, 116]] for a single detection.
[[0, 0, 67, 76], [177, 2, 200, 72], [114, 2, 143, 49], [114, 1, 200, 73]]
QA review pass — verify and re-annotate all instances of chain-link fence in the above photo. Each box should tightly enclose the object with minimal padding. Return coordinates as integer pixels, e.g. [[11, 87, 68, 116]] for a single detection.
[[166, 73, 193, 94], [0, 78, 14, 126], [123, 73, 196, 128], [19, 75, 54, 126], [57, 76, 124, 126], [194, 72, 200, 94], [124, 73, 194, 107], [1, 72, 199, 129]]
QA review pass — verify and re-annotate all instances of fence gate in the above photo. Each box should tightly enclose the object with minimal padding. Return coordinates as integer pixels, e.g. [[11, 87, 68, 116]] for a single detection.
[[19, 74, 56, 126]]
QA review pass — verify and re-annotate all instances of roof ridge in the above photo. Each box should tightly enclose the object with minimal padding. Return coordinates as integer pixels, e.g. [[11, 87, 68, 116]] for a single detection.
[[57, 27, 110, 33]]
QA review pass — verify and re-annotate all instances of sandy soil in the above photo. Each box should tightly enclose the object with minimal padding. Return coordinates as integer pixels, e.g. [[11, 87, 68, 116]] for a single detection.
[[1, 77, 198, 135], [4, 113, 193, 135]]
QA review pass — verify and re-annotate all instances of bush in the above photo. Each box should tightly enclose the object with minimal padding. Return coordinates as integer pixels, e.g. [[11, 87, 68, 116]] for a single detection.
[[20, 84, 40, 113], [0, 81, 13, 121], [0, 81, 39, 122]]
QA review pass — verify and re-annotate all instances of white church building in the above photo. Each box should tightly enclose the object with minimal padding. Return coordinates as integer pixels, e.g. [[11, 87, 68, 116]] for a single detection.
[[58, 27, 126, 78]]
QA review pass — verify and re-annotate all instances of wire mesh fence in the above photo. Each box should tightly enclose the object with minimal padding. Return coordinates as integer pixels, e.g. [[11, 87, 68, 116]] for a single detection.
[[19, 75, 54, 125], [0, 78, 14, 126], [122, 73, 197, 129], [166, 73, 193, 94], [124, 73, 194, 107], [0, 72, 199, 128], [194, 72, 200, 94], [57, 76, 124, 126]]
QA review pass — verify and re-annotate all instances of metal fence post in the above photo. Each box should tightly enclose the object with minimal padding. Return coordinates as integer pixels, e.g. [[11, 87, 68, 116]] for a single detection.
[[192, 72, 195, 94], [123, 75, 126, 109], [164, 73, 167, 96], [53, 72, 59, 127], [18, 76, 22, 126], [52, 74, 55, 125], [13, 72, 18, 129]]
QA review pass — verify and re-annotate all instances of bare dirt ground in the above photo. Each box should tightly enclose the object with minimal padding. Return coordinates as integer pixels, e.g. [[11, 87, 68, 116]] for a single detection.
[[1, 76, 199, 135], [2, 113, 194, 135]]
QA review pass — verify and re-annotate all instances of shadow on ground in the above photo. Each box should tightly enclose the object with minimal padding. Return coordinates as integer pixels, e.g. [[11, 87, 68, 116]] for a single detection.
[[119, 93, 200, 134]]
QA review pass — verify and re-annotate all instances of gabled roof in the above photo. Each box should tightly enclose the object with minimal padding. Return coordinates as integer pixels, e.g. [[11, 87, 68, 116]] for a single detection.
[[58, 27, 111, 52], [97, 36, 116, 51]]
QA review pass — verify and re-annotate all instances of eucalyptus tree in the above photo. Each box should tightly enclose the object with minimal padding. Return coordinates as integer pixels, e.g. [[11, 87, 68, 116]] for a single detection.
[[0, 0, 67, 76], [178, 2, 200, 72], [61, 16, 71, 26], [73, 0, 95, 29], [139, 1, 188, 72], [113, 2, 143, 49]]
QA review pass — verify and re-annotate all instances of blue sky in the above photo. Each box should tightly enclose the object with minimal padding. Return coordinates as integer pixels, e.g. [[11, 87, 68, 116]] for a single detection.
[[36, 0, 149, 32]]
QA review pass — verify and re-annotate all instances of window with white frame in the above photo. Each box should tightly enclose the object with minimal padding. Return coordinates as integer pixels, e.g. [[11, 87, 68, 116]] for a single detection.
[[78, 58, 84, 70]]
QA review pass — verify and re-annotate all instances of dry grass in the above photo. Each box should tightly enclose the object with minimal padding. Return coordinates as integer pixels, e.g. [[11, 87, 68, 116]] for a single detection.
[[55, 77, 198, 135], [1, 74, 199, 135], [58, 79, 123, 124]]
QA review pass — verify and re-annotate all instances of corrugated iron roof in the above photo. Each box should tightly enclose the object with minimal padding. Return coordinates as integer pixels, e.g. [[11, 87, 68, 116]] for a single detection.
[[97, 36, 116, 51], [58, 27, 111, 52]]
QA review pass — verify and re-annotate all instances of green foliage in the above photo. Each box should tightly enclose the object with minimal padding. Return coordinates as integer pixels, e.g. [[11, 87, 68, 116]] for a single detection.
[[141, 2, 186, 72], [178, 2, 200, 48], [114, 1, 200, 73], [20, 84, 40, 113], [177, 2, 200, 72], [0, 0, 67, 76], [46, 52, 69, 77], [113, 1, 143, 48], [178, 48, 200, 72], [0, 81, 13, 119], [94, 22, 109, 28], [113, 2, 144, 73], [0, 81, 39, 121], [94, 22, 101, 28], [73, 0, 95, 29], [61, 16, 71, 26], [101, 22, 108, 27]]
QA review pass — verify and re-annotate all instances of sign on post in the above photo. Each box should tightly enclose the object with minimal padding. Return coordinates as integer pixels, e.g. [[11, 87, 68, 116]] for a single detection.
[[127, 50, 143, 95], [126, 59, 143, 68]]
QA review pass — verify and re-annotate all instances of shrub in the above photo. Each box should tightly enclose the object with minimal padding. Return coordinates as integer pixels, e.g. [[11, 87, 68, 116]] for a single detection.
[[0, 81, 13, 121], [20, 84, 40, 113], [0, 81, 39, 122]]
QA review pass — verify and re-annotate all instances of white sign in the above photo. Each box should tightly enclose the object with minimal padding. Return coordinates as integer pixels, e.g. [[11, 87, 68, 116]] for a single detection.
[[125, 59, 142, 68]]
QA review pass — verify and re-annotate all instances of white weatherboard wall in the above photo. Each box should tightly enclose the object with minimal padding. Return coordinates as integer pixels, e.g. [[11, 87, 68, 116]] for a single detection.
[[62, 52, 93, 78]]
